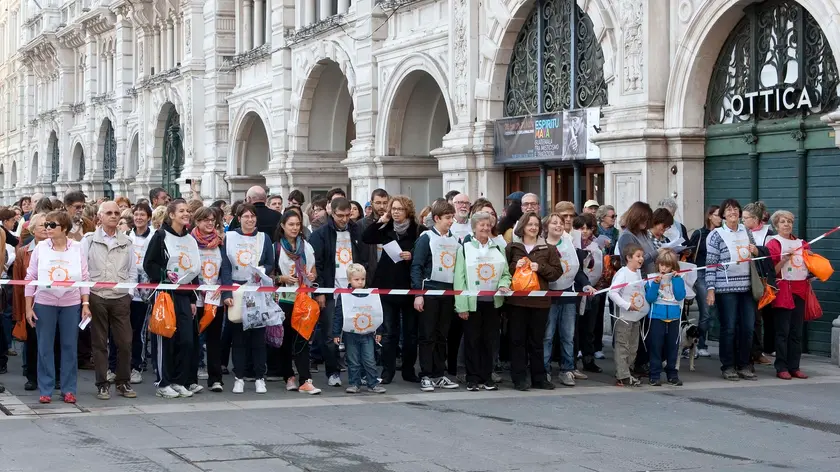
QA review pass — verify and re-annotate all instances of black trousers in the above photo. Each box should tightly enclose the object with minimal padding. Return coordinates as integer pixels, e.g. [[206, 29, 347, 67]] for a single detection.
[[153, 293, 197, 388], [381, 295, 418, 381], [232, 324, 267, 380], [26, 321, 60, 384], [752, 306, 773, 358], [507, 305, 548, 386], [594, 299, 607, 352], [774, 296, 805, 373], [204, 305, 224, 386], [447, 312, 464, 375], [77, 321, 92, 367], [463, 302, 500, 384], [418, 296, 453, 379], [277, 302, 311, 382]]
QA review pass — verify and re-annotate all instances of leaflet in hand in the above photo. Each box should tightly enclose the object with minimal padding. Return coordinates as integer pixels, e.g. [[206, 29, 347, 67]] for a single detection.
[[662, 237, 687, 253], [79, 316, 91, 330], [249, 265, 274, 287], [383, 240, 403, 263]]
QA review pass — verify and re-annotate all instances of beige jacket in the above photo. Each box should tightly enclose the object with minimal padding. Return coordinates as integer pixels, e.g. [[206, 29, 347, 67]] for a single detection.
[[82, 227, 136, 299]]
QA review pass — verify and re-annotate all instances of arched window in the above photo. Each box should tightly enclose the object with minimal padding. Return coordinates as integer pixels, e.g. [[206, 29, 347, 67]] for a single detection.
[[103, 120, 116, 199], [162, 107, 183, 198]]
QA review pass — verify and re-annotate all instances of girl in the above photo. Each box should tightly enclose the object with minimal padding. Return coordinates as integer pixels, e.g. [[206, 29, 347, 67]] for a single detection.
[[645, 249, 686, 386], [608, 243, 649, 387], [573, 213, 604, 374]]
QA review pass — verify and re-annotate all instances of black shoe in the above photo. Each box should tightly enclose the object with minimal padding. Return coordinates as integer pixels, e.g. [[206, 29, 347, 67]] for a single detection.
[[632, 364, 649, 376], [514, 382, 529, 391], [380, 372, 394, 385], [0, 384, 4, 393], [466, 382, 480, 391], [649, 378, 662, 386], [582, 361, 603, 373], [402, 375, 421, 384], [667, 378, 683, 386], [24, 381, 36, 391], [221, 366, 229, 375], [55, 380, 61, 390], [532, 380, 555, 390], [0, 365, 7, 374]]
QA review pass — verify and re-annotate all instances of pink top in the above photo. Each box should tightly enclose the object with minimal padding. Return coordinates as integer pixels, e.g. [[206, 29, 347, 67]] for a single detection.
[[24, 239, 90, 307]]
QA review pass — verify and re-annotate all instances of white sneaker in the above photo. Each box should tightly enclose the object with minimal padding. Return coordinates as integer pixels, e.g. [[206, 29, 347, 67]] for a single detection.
[[171, 384, 194, 398], [232, 378, 245, 394], [572, 369, 588, 380], [210, 382, 223, 392], [188, 383, 204, 394], [130, 369, 143, 384], [255, 379, 267, 394], [328, 374, 342, 387], [106, 370, 116, 383], [594, 351, 606, 359], [698, 349, 711, 358], [197, 368, 209, 380], [286, 377, 299, 391], [434, 376, 459, 389], [156, 385, 179, 399], [560, 371, 576, 387], [420, 377, 435, 392]]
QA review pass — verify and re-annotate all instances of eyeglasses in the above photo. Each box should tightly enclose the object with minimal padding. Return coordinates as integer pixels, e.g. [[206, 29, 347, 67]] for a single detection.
[[391, 207, 406, 212], [102, 211, 120, 216], [44, 222, 58, 229], [454, 201, 471, 206], [522, 202, 539, 207]]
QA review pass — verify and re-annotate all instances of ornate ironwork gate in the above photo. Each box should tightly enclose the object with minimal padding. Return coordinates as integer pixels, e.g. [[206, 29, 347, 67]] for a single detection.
[[103, 120, 116, 199], [50, 135, 59, 183], [162, 107, 183, 199], [504, 0, 608, 117]]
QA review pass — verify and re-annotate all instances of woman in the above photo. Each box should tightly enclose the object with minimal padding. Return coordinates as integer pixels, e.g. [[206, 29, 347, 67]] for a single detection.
[[191, 206, 233, 392], [24, 210, 91, 404], [499, 200, 523, 244], [454, 212, 512, 391], [273, 209, 322, 394], [469, 199, 505, 248], [127, 203, 154, 384], [592, 204, 618, 359], [144, 200, 202, 399], [705, 199, 759, 381], [743, 201, 775, 365], [595, 205, 619, 252], [308, 199, 328, 232], [0, 208, 20, 248], [766, 211, 809, 380], [649, 208, 674, 249], [505, 212, 563, 391], [543, 213, 595, 387], [362, 195, 420, 384], [349, 201, 364, 223], [115, 196, 132, 213], [688, 205, 721, 357]]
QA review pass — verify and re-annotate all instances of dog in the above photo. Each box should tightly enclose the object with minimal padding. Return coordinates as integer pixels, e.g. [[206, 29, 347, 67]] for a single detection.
[[676, 321, 700, 372]]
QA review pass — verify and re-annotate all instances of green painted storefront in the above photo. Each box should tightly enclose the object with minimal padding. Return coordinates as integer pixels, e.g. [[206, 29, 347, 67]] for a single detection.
[[702, 0, 840, 356]]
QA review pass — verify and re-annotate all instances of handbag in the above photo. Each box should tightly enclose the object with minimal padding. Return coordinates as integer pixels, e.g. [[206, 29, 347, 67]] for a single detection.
[[746, 230, 773, 303], [805, 281, 823, 321], [804, 251, 834, 282]]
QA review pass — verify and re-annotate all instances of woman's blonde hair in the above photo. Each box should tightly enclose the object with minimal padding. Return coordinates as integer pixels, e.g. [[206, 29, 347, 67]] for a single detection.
[[346, 263, 366, 281], [151, 205, 167, 228], [655, 248, 681, 273]]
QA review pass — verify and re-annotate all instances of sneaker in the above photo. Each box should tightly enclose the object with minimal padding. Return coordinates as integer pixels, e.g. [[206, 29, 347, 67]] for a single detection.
[[156, 386, 180, 398], [466, 382, 480, 391], [559, 371, 575, 387], [63, 393, 76, 404], [210, 382, 223, 392], [649, 378, 662, 386], [345, 385, 360, 394], [299, 379, 322, 395], [420, 377, 435, 392], [545, 372, 552, 383], [572, 370, 588, 380], [594, 351, 605, 359], [39, 395, 51, 403], [791, 370, 809, 379], [483, 381, 498, 391], [667, 378, 683, 386], [171, 384, 194, 398], [7, 349, 17, 356], [255, 379, 267, 394], [117, 384, 137, 398], [188, 383, 204, 394], [328, 374, 342, 387], [697, 349, 711, 357], [368, 385, 386, 394], [737, 369, 757, 381], [232, 378, 245, 394], [97, 385, 111, 400], [532, 380, 555, 390], [106, 370, 116, 383], [197, 368, 209, 380], [286, 377, 300, 391], [756, 354, 772, 365], [722, 369, 740, 381], [130, 369, 143, 384], [265, 375, 283, 382], [491, 372, 502, 383], [434, 376, 459, 389]]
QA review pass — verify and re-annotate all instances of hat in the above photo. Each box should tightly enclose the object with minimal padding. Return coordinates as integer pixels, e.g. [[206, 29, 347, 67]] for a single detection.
[[584, 199, 600, 209], [364, 202, 371, 208], [507, 191, 525, 201]]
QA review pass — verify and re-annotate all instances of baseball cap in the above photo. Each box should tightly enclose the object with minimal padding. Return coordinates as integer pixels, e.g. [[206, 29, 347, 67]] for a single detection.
[[507, 191, 525, 201], [584, 199, 600, 209]]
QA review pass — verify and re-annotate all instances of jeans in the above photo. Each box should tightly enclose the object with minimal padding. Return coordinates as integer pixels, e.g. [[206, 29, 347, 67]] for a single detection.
[[313, 298, 340, 378], [693, 277, 715, 349], [544, 302, 576, 372], [344, 332, 380, 388], [381, 296, 418, 381], [508, 305, 548, 386], [34, 303, 81, 396], [418, 295, 453, 379], [26, 321, 60, 384], [648, 319, 680, 381], [774, 295, 805, 373], [716, 291, 756, 372]]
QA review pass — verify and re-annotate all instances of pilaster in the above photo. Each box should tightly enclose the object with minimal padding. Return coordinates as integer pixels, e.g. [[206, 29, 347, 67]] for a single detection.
[[432, 121, 505, 206]]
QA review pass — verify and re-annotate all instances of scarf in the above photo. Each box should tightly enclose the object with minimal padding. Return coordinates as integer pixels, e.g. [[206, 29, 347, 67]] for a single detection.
[[279, 236, 308, 284], [191, 227, 222, 249], [393, 219, 411, 237]]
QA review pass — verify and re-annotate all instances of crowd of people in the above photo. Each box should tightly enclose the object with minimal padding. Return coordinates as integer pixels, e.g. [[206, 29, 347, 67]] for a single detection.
[[0, 186, 818, 401]]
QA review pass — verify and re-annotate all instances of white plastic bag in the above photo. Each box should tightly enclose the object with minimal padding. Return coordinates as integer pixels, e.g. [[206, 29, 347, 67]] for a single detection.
[[242, 292, 285, 330]]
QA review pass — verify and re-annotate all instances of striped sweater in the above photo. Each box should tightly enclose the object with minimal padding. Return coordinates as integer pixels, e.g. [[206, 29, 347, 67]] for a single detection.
[[704, 229, 751, 294]]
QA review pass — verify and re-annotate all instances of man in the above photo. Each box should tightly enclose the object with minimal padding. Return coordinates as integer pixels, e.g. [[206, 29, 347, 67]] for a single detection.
[[658, 197, 689, 243], [583, 200, 600, 215], [357, 188, 389, 287], [444, 190, 460, 203], [233, 186, 282, 240], [310, 197, 368, 388], [450, 193, 472, 242], [521, 192, 540, 215], [325, 188, 347, 215], [268, 195, 284, 212], [64, 190, 87, 242], [82, 202, 138, 400], [149, 187, 171, 208], [286, 189, 310, 227]]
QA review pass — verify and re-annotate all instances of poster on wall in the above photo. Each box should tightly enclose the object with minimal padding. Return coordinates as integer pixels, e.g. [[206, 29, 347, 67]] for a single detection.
[[493, 107, 600, 165]]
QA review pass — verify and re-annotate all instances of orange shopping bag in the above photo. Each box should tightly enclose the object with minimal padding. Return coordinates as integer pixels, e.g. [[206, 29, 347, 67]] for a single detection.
[[511, 258, 540, 291], [757, 280, 777, 310], [12, 319, 27, 341], [804, 251, 834, 282], [291, 293, 320, 341], [199, 304, 217, 334], [149, 292, 177, 338]]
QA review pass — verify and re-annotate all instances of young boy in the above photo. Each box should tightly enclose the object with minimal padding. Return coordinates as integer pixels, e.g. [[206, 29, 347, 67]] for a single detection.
[[645, 248, 686, 386], [333, 264, 386, 394], [573, 214, 604, 374], [411, 199, 461, 392], [608, 243, 649, 387]]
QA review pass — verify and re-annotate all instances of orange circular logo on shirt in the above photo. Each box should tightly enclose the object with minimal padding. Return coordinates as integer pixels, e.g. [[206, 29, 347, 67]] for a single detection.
[[630, 292, 644, 310], [337, 247, 352, 264], [236, 249, 253, 267], [440, 251, 455, 269], [353, 313, 374, 332], [202, 260, 219, 279], [736, 245, 751, 262], [178, 254, 193, 271], [477, 263, 496, 282], [49, 266, 69, 282]]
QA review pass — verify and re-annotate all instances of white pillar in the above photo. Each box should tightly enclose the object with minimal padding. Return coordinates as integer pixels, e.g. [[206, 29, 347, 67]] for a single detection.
[[106, 53, 113, 92], [305, 0, 315, 26], [166, 19, 174, 70], [153, 27, 161, 74], [319, 0, 332, 20], [100, 54, 106, 93], [254, 0, 264, 47], [338, 0, 349, 14], [173, 16, 180, 66], [243, 0, 253, 51]]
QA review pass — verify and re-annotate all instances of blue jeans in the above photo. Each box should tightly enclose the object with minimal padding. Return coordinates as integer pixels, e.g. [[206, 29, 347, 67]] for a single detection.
[[34, 303, 81, 396], [716, 291, 755, 371], [693, 277, 715, 349], [648, 319, 680, 381], [343, 332, 379, 388], [544, 302, 576, 372]]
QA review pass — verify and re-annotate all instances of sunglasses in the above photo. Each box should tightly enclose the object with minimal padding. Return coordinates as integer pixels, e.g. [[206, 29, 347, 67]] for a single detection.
[[44, 222, 59, 229]]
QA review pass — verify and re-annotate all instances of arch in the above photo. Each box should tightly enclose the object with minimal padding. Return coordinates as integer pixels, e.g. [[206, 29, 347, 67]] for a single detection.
[[47, 131, 59, 183], [154, 102, 184, 198], [30, 151, 39, 185], [381, 69, 453, 157], [665, 0, 840, 130], [477, 0, 618, 121], [231, 109, 271, 177], [291, 59, 356, 152], [98, 118, 117, 198], [126, 132, 139, 178], [10, 161, 16, 189], [71, 142, 85, 181]]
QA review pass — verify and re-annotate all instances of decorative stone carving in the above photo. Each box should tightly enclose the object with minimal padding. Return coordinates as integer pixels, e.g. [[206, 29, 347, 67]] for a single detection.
[[678, 0, 694, 23], [620, 0, 643, 93], [138, 41, 143, 70], [185, 19, 191, 54], [453, 0, 468, 118]]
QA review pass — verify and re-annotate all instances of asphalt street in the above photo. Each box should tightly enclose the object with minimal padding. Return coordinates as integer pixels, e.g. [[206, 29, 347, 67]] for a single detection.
[[0, 342, 839, 472]]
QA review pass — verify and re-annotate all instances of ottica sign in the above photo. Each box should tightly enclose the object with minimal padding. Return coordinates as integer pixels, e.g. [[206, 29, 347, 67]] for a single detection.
[[730, 87, 813, 116]]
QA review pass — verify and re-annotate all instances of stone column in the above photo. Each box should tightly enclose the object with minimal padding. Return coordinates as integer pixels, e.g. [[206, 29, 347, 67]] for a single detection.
[[173, 15, 180, 66], [319, 0, 331, 20], [153, 26, 161, 74], [99, 51, 106, 94], [106, 53, 113, 92], [338, 0, 349, 14], [305, 0, 315, 26], [254, 0, 264, 47], [166, 19, 174, 69], [243, 0, 253, 51]]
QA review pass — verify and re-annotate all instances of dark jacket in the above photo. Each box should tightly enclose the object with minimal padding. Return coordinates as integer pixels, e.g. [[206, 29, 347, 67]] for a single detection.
[[410, 227, 455, 291], [505, 241, 563, 309], [228, 202, 282, 242], [215, 241, 234, 303], [357, 214, 380, 287], [227, 228, 275, 283], [362, 218, 419, 291], [311, 217, 368, 296], [689, 227, 712, 267], [143, 223, 198, 303], [332, 289, 385, 336]]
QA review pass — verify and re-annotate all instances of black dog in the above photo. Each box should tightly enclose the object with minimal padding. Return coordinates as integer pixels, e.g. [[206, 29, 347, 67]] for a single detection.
[[676, 321, 700, 372]]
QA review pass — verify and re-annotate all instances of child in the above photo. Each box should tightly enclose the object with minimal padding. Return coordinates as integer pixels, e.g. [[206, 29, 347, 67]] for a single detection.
[[645, 248, 687, 386], [608, 243, 650, 387], [332, 264, 386, 394]]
